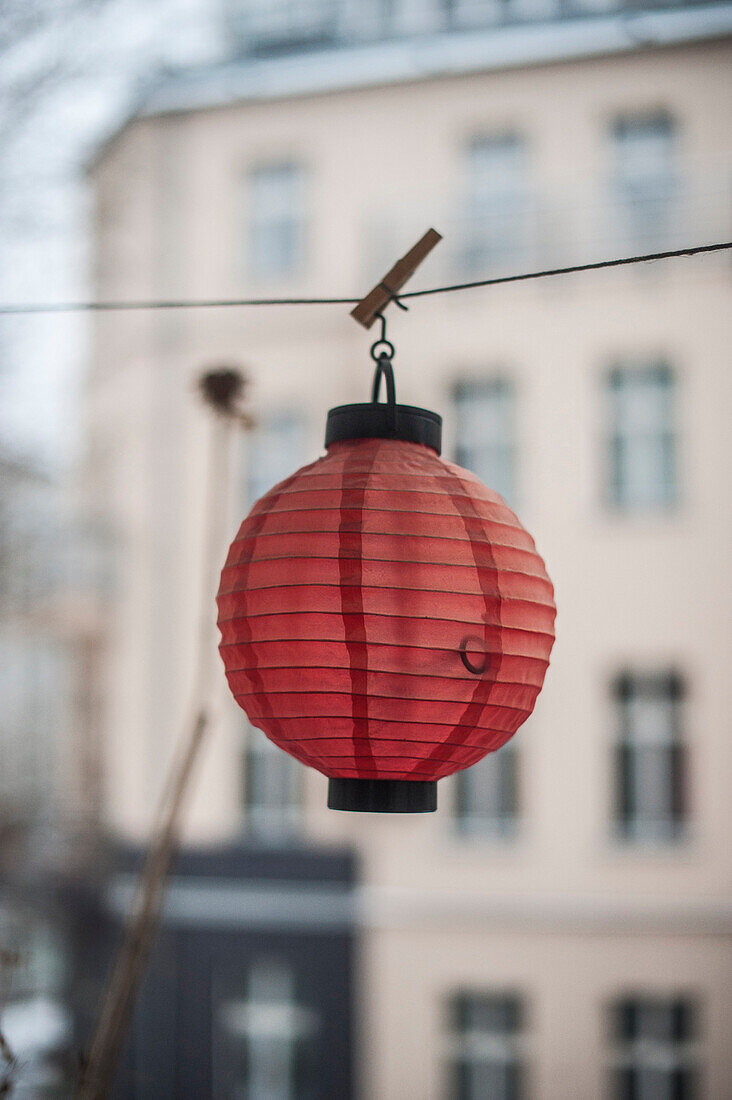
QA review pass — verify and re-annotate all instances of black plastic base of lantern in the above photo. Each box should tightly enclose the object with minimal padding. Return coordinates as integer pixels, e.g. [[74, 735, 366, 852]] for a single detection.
[[325, 403, 442, 454], [327, 777, 437, 813]]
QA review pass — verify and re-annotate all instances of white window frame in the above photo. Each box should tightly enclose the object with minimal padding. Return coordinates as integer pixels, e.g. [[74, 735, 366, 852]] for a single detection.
[[606, 362, 677, 511], [610, 110, 678, 253], [215, 959, 320, 1100], [612, 672, 687, 845], [243, 410, 308, 508], [609, 995, 699, 1100], [452, 741, 519, 840], [453, 377, 517, 507], [247, 163, 306, 281], [0, 632, 66, 811], [446, 992, 526, 1100], [460, 134, 532, 274], [242, 723, 302, 842]]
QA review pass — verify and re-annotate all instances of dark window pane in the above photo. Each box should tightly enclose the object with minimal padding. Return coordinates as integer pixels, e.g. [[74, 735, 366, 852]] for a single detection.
[[448, 992, 525, 1100], [606, 363, 677, 511], [454, 745, 519, 837], [242, 725, 301, 840], [616, 743, 633, 835], [461, 134, 532, 273], [453, 378, 516, 506], [611, 672, 686, 841], [670, 743, 686, 827], [248, 164, 305, 279], [242, 411, 307, 508], [610, 997, 698, 1100], [610, 112, 677, 252]]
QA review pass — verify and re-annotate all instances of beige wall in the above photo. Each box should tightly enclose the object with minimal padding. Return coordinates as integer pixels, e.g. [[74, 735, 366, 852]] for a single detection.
[[88, 37, 732, 1098], [363, 927, 732, 1099]]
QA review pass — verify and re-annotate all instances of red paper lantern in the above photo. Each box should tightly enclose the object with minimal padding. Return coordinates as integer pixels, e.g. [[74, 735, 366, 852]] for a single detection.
[[218, 380, 555, 813]]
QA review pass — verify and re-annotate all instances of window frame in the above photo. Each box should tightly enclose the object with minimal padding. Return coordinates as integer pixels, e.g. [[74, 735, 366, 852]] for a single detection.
[[213, 957, 321, 1100], [445, 990, 527, 1100], [608, 993, 700, 1100], [610, 670, 688, 846], [241, 408, 308, 509], [452, 740, 520, 841], [231, 0, 342, 56], [459, 132, 533, 275], [246, 161, 307, 282], [241, 722, 303, 843], [604, 360, 679, 513], [452, 376, 518, 508], [608, 108, 679, 254]]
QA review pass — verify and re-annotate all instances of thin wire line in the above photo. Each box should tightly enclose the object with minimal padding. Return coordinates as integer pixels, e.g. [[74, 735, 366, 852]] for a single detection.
[[0, 294, 360, 314], [0, 240, 729, 315], [401, 240, 732, 300]]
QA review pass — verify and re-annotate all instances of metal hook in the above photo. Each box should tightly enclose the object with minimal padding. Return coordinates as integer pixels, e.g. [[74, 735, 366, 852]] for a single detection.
[[370, 311, 395, 363]]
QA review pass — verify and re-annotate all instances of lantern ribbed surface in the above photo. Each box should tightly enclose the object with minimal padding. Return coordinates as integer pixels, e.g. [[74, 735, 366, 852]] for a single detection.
[[217, 435, 556, 784]]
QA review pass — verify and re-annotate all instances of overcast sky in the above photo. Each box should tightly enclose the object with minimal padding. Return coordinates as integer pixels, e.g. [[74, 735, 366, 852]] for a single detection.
[[0, 0, 223, 469]]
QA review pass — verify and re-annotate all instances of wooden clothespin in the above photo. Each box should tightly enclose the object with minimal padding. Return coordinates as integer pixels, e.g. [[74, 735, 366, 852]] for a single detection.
[[350, 228, 442, 329]]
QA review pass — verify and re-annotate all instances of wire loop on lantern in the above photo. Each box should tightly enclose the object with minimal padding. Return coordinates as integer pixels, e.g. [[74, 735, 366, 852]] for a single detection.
[[459, 636, 489, 675], [371, 354, 396, 405], [371, 355, 398, 434], [370, 338, 395, 362]]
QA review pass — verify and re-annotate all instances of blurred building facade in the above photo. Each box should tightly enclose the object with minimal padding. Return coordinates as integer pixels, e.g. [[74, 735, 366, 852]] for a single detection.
[[85, 1, 732, 1096], [0, 446, 107, 1094]]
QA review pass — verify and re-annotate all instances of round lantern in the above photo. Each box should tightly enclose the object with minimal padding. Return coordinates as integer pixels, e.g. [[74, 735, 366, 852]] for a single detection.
[[217, 359, 555, 813]]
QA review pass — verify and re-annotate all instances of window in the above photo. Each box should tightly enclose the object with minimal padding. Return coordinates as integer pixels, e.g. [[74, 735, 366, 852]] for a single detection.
[[610, 996, 698, 1100], [611, 112, 677, 251], [445, 0, 504, 29], [447, 992, 525, 1100], [446, 0, 562, 26], [248, 164, 305, 279], [0, 912, 67, 1002], [454, 379, 516, 506], [0, 634, 67, 810], [0, 910, 71, 1095], [231, 0, 340, 54], [607, 363, 677, 510], [612, 672, 686, 843], [242, 723, 302, 841], [453, 743, 518, 838], [215, 960, 319, 1100], [244, 412, 307, 507], [461, 135, 530, 273]]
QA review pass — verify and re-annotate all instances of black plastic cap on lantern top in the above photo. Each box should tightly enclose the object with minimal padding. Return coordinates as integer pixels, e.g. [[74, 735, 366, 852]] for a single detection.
[[325, 402, 442, 454], [328, 777, 437, 813]]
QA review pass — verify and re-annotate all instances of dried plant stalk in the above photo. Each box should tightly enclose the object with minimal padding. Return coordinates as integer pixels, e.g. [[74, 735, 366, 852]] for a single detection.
[[78, 369, 249, 1099]]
